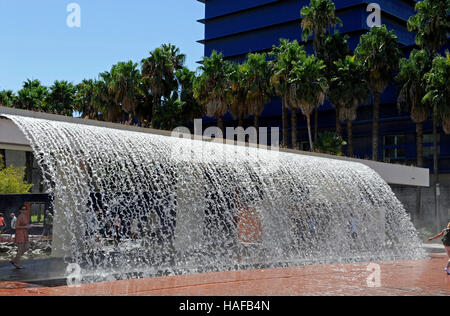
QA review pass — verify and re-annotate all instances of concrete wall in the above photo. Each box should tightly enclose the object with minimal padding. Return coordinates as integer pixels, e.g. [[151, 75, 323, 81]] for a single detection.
[[391, 174, 450, 234]]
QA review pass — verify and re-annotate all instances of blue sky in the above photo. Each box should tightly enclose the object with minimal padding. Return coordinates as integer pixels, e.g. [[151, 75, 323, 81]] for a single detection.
[[0, 0, 205, 92]]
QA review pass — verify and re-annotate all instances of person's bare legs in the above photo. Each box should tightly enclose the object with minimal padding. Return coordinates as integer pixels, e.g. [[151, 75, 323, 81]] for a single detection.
[[446, 246, 450, 273], [12, 242, 30, 267]]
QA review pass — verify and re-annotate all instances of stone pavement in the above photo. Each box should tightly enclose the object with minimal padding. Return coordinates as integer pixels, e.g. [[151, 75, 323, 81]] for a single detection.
[[0, 253, 448, 296]]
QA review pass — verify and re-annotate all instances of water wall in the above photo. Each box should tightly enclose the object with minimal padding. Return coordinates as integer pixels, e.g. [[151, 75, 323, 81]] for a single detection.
[[5, 114, 426, 283]]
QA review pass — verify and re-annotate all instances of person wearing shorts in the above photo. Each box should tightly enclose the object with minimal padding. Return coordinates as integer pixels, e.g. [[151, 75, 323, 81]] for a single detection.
[[428, 222, 450, 275], [10, 206, 31, 269]]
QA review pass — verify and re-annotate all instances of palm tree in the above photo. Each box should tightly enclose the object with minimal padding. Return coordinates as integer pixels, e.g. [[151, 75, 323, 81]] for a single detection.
[[301, 0, 342, 141], [329, 56, 369, 157], [0, 90, 16, 107], [109, 61, 141, 122], [354, 25, 401, 161], [176, 67, 205, 124], [16, 79, 49, 112], [423, 52, 450, 134], [318, 32, 351, 137], [134, 77, 154, 127], [141, 44, 186, 126], [407, 0, 450, 56], [245, 53, 272, 136], [396, 49, 432, 220], [423, 52, 450, 231], [47, 80, 76, 116], [193, 51, 232, 134], [270, 39, 306, 149], [300, 0, 343, 54], [228, 62, 250, 128], [75, 79, 98, 119], [396, 49, 432, 167], [289, 53, 328, 151], [152, 95, 185, 131], [93, 72, 122, 123]]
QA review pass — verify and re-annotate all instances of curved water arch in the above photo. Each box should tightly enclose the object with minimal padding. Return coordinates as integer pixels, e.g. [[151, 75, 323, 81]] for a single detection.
[[2, 113, 426, 283]]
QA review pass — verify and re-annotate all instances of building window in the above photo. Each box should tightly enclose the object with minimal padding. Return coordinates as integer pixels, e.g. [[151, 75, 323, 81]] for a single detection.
[[383, 135, 406, 161], [423, 134, 440, 159]]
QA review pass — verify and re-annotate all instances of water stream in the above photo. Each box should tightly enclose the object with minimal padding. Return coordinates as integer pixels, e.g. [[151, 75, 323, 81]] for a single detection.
[[6, 115, 426, 284]]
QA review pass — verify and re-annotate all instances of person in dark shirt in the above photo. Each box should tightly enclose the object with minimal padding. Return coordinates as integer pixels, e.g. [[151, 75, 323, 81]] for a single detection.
[[428, 222, 450, 275], [43, 210, 53, 237]]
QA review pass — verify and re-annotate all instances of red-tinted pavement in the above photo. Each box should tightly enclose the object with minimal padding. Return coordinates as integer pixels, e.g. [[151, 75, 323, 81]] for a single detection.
[[1, 254, 448, 296]]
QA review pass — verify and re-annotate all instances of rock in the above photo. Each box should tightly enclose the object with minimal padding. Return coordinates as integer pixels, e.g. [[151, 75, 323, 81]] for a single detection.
[[0, 246, 11, 254], [31, 249, 43, 256]]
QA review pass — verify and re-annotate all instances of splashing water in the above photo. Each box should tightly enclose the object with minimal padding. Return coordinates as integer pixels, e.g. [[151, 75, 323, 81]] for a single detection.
[[6, 115, 426, 283]]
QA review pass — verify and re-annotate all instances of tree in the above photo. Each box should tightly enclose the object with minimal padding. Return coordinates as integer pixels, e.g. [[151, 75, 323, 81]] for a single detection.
[[151, 95, 185, 131], [16, 79, 48, 112], [0, 154, 33, 194], [407, 0, 450, 56], [245, 53, 272, 136], [110, 61, 141, 121], [314, 132, 347, 156], [193, 51, 232, 134], [396, 49, 432, 168], [134, 77, 154, 127], [228, 62, 250, 128], [176, 67, 205, 124], [396, 49, 432, 220], [318, 31, 352, 137], [329, 56, 369, 157], [423, 52, 450, 231], [408, 0, 449, 229], [300, 0, 343, 54], [289, 53, 328, 151], [74, 79, 98, 119], [93, 72, 122, 123], [47, 80, 76, 116], [423, 52, 450, 134], [354, 25, 401, 161], [0, 90, 16, 107], [301, 0, 342, 141], [270, 39, 306, 148], [141, 44, 186, 126]]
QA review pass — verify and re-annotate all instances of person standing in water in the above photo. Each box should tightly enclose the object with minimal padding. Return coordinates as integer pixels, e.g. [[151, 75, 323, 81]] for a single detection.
[[428, 222, 450, 275], [10, 206, 32, 269]]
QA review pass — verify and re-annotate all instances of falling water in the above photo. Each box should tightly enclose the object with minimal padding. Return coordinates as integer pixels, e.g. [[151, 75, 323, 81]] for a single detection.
[[6, 115, 426, 283]]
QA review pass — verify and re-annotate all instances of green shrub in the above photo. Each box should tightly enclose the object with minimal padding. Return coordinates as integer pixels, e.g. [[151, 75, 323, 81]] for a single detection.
[[0, 154, 33, 194]]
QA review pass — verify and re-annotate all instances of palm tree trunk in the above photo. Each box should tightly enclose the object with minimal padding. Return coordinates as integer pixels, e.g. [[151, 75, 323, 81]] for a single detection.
[[218, 116, 224, 137], [347, 120, 353, 157], [432, 110, 440, 233], [291, 109, 298, 150], [151, 96, 161, 126], [238, 118, 244, 129], [307, 115, 314, 152], [314, 105, 319, 142], [282, 98, 289, 147], [254, 115, 259, 144], [416, 122, 424, 168], [416, 122, 424, 219], [335, 107, 342, 138], [372, 92, 380, 161]]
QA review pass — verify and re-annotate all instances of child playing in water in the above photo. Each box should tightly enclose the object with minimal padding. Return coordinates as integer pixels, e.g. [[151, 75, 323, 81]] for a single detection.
[[428, 222, 450, 275]]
